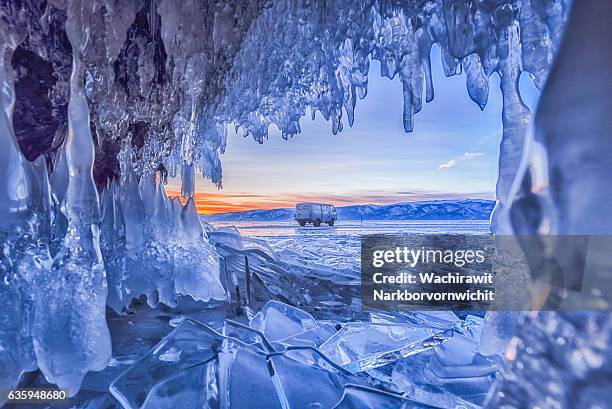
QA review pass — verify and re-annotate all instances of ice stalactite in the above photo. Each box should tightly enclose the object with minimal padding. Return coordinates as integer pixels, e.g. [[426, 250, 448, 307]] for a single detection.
[[1, 0, 571, 199], [490, 9, 532, 234], [0, 36, 39, 399], [32, 0, 111, 395], [181, 162, 195, 199], [478, 0, 566, 365]]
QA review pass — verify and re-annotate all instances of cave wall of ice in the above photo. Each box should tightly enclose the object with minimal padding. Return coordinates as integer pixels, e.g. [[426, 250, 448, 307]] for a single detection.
[[0, 0, 579, 402], [488, 1, 612, 406]]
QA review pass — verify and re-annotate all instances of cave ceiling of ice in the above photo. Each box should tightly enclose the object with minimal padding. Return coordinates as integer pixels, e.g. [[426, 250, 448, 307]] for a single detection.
[[1, 0, 567, 195]]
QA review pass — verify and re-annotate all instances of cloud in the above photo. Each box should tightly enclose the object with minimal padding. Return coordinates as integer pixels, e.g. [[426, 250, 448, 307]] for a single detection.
[[463, 152, 484, 160], [438, 159, 458, 169], [438, 152, 483, 170]]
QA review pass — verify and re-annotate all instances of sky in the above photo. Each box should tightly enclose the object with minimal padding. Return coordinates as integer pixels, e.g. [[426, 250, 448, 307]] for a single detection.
[[168, 46, 540, 214]]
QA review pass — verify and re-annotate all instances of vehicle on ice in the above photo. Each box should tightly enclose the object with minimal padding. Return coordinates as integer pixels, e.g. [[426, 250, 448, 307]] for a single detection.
[[294, 202, 337, 226]]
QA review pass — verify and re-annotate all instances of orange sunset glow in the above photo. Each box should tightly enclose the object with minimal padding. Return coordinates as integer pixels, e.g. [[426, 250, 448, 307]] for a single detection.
[[166, 191, 362, 214], [165, 190, 492, 214], [166, 191, 298, 214]]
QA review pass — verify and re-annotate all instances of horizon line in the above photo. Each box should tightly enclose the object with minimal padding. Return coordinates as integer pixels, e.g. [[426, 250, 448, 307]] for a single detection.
[[165, 190, 495, 215]]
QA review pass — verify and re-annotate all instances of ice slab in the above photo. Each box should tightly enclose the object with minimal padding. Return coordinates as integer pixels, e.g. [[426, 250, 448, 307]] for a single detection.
[[268, 347, 362, 409], [390, 321, 501, 407], [319, 322, 451, 373], [219, 348, 283, 409], [271, 323, 337, 349], [110, 319, 224, 408], [250, 300, 318, 342]]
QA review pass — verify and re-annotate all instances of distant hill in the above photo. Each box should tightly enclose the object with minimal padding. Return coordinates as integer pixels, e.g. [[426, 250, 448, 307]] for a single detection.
[[203, 199, 495, 221]]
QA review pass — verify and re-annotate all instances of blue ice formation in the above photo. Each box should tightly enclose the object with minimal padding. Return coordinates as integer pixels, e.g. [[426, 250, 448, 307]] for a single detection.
[[108, 302, 494, 409], [2, 0, 612, 408]]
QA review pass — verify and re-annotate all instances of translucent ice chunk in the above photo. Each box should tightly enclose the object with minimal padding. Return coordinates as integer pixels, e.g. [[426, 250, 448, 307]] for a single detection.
[[134, 360, 216, 409], [319, 322, 450, 373], [268, 347, 361, 409], [208, 226, 244, 250], [431, 333, 501, 378], [370, 311, 462, 331], [223, 319, 275, 353], [271, 324, 336, 349], [112, 317, 283, 409], [250, 300, 318, 342], [392, 357, 482, 409], [392, 329, 500, 407], [110, 319, 224, 409], [219, 348, 283, 409]]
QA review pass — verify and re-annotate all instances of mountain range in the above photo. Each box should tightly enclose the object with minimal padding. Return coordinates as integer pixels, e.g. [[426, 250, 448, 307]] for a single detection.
[[202, 199, 495, 221]]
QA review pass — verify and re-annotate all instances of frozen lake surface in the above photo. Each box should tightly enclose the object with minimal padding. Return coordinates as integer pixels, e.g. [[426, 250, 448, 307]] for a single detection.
[[209, 220, 491, 271]]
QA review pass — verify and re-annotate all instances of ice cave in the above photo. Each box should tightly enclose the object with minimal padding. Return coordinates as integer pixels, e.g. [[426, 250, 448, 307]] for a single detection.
[[0, 0, 611, 408]]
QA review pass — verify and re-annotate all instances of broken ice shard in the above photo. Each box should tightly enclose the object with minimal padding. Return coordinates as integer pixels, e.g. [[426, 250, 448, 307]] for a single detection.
[[110, 319, 224, 409], [319, 321, 451, 373], [268, 347, 362, 409], [219, 348, 283, 409], [249, 300, 319, 342], [391, 317, 500, 407]]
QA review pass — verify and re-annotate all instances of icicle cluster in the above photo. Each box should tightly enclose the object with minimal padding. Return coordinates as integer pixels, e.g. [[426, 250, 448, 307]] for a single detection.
[[1, 0, 568, 195], [100, 143, 225, 315], [0, 0, 226, 396]]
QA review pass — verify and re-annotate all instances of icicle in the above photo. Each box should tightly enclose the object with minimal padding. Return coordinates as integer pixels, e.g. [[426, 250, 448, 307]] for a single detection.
[[50, 143, 69, 205], [0, 44, 32, 228], [416, 27, 434, 103], [0, 37, 38, 401], [397, 13, 423, 133], [118, 143, 145, 253], [490, 18, 532, 234], [463, 54, 489, 111], [100, 181, 125, 314], [181, 161, 195, 199], [33, 0, 111, 394]]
